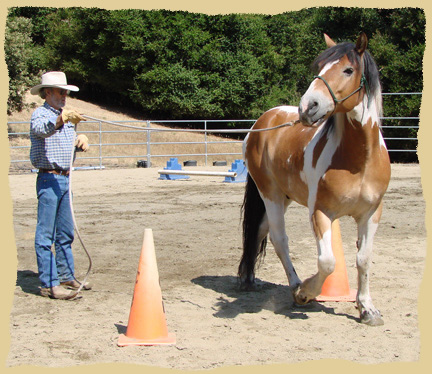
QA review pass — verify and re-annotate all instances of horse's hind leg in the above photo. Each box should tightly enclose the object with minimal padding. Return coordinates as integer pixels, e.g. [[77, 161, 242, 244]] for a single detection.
[[264, 197, 301, 289], [239, 214, 269, 288], [239, 174, 269, 287], [356, 204, 384, 326]]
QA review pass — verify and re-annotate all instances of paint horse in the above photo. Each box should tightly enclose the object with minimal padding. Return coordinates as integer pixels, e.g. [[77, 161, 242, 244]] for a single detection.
[[239, 33, 390, 326]]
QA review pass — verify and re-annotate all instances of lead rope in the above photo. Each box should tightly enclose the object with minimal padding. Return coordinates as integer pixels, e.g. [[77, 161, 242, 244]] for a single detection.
[[64, 114, 300, 300], [65, 127, 92, 300], [82, 115, 301, 133]]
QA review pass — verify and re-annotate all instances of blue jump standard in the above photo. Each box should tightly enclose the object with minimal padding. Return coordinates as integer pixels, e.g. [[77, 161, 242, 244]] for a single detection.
[[158, 158, 247, 183], [223, 159, 247, 183], [158, 158, 190, 180]]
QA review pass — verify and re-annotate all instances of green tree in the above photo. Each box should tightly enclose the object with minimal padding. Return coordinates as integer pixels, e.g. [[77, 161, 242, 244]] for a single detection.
[[5, 6, 425, 133], [5, 15, 42, 115]]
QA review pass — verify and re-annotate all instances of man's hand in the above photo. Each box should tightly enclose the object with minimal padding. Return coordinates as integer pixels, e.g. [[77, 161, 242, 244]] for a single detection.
[[75, 134, 89, 152], [62, 109, 86, 125]]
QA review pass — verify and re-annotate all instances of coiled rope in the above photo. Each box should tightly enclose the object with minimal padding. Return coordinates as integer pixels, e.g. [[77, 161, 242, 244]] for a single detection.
[[66, 128, 92, 300]]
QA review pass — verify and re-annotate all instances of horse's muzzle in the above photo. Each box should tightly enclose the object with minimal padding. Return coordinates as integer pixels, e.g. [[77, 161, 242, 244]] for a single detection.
[[299, 92, 333, 126], [298, 101, 318, 126]]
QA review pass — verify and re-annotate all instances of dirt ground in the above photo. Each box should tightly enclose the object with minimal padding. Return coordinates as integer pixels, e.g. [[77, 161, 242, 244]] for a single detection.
[[6, 163, 426, 369]]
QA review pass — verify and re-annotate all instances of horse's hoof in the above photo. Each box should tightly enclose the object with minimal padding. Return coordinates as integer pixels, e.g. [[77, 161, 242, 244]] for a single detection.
[[360, 310, 384, 326], [292, 284, 310, 305], [239, 279, 257, 291]]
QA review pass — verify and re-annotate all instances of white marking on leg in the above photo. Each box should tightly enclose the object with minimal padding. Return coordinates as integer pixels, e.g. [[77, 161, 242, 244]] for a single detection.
[[317, 228, 336, 276], [263, 197, 301, 287], [356, 215, 382, 323], [300, 216, 335, 300]]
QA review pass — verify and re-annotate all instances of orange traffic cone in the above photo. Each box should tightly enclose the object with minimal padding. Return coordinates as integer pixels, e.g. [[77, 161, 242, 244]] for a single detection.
[[316, 220, 357, 302], [118, 228, 176, 346]]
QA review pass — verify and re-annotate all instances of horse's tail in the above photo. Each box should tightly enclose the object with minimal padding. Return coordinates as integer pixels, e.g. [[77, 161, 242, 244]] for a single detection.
[[238, 173, 268, 286]]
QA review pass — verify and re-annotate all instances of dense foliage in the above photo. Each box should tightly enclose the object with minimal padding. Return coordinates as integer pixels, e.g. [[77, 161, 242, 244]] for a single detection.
[[4, 16, 41, 114], [5, 7, 425, 161]]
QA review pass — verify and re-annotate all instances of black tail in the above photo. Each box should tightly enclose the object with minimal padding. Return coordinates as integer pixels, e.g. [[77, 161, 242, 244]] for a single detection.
[[238, 173, 268, 285]]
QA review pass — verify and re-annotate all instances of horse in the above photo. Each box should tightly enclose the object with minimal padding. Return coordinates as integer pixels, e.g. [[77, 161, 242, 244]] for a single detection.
[[239, 33, 391, 326]]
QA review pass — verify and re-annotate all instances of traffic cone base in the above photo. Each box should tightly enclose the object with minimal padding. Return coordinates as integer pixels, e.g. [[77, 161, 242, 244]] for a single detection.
[[316, 220, 356, 303], [117, 229, 176, 347], [316, 288, 357, 302], [118, 332, 176, 347]]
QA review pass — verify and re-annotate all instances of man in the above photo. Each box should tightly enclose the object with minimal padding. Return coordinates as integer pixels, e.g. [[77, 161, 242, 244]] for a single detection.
[[30, 71, 91, 299]]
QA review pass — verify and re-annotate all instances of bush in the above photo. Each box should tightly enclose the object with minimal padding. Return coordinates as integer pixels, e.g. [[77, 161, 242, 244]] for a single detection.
[[5, 15, 41, 115]]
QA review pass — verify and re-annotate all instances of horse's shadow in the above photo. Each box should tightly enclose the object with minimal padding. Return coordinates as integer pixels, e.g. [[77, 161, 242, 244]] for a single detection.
[[191, 275, 358, 322]]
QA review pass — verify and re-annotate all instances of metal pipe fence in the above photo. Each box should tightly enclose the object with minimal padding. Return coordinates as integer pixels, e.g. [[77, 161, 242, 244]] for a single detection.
[[7, 95, 420, 172]]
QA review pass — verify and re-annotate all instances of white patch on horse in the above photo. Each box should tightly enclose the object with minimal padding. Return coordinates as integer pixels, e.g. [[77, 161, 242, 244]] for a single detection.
[[242, 132, 250, 169], [378, 131, 387, 149], [300, 60, 340, 123], [262, 196, 301, 287], [300, 170, 307, 184], [303, 118, 343, 211], [347, 94, 387, 150], [276, 106, 298, 114], [319, 60, 340, 76], [317, 228, 335, 275], [348, 85, 383, 128], [305, 61, 337, 98]]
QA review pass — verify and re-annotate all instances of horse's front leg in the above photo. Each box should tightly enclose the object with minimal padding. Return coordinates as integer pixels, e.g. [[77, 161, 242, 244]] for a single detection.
[[356, 204, 384, 326], [293, 210, 335, 304]]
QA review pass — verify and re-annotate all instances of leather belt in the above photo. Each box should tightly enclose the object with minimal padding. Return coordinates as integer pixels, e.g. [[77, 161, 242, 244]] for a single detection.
[[39, 168, 70, 176]]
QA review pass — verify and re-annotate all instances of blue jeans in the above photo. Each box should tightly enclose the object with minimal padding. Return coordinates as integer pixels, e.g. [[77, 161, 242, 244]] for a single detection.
[[35, 173, 75, 288]]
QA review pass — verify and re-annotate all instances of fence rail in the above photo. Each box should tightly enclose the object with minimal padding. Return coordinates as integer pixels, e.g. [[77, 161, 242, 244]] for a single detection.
[[7, 95, 420, 172]]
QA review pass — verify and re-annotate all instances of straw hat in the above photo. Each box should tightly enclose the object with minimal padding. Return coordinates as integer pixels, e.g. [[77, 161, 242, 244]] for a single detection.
[[30, 71, 79, 96]]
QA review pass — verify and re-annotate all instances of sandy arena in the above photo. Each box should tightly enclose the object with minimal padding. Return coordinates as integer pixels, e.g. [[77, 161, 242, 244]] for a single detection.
[[6, 163, 426, 369]]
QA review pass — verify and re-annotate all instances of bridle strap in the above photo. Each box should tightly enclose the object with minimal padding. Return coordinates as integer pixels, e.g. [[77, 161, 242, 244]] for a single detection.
[[313, 74, 367, 105]]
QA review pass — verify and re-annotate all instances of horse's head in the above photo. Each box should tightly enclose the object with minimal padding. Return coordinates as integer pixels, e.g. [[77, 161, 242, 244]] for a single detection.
[[299, 33, 370, 126]]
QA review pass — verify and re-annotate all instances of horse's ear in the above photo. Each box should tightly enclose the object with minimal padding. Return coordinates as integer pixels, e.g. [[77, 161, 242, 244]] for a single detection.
[[355, 33, 368, 55], [324, 34, 337, 48]]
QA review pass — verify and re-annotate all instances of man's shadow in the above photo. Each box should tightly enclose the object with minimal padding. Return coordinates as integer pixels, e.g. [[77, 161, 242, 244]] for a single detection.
[[191, 275, 359, 322], [16, 270, 41, 296]]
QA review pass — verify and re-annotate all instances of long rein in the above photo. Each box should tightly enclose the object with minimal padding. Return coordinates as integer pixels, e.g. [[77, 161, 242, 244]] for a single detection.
[[82, 115, 301, 133], [65, 115, 300, 299]]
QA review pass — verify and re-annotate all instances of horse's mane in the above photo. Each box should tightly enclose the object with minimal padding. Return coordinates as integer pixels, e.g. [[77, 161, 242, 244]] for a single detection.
[[312, 42, 383, 121]]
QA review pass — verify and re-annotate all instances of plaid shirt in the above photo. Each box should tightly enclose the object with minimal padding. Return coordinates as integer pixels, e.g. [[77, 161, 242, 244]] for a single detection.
[[30, 102, 76, 170]]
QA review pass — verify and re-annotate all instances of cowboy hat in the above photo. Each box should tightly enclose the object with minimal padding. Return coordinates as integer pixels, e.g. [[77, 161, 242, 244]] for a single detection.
[[30, 71, 79, 96]]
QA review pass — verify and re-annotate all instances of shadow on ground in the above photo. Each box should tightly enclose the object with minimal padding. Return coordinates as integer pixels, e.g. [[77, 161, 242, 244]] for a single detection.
[[192, 275, 358, 322]]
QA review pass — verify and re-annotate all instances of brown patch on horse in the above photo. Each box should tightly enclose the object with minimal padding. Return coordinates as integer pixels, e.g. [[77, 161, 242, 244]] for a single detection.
[[245, 108, 315, 203], [311, 209, 331, 241], [313, 116, 390, 219]]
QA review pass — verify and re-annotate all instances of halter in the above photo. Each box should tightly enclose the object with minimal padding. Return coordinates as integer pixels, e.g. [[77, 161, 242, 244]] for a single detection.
[[313, 73, 368, 105]]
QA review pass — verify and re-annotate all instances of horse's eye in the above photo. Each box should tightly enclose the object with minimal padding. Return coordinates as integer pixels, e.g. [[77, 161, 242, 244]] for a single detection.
[[344, 67, 354, 76]]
